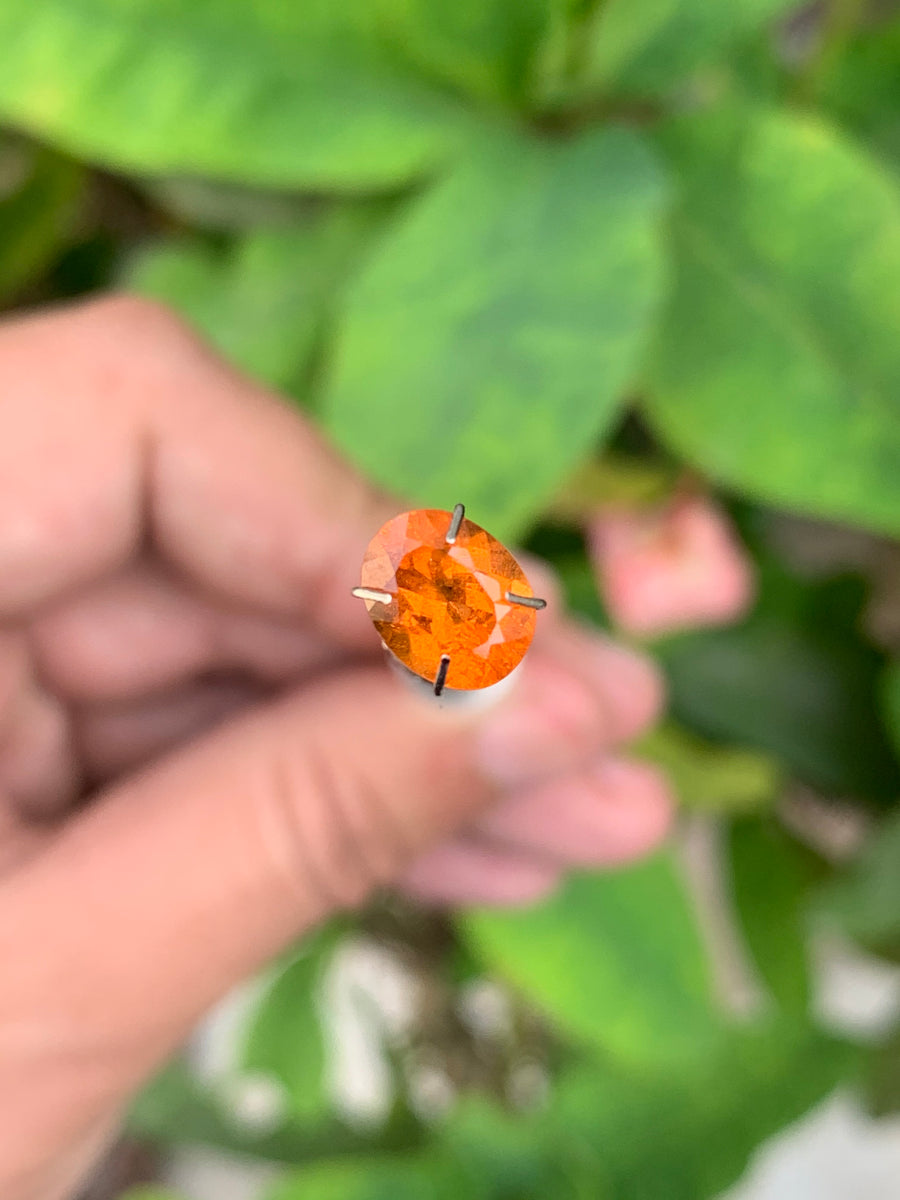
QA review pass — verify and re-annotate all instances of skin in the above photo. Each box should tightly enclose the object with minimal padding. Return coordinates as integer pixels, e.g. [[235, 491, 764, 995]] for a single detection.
[[0, 296, 673, 1200]]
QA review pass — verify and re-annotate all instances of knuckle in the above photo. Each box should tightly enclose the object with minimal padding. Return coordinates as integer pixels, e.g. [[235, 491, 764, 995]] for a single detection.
[[258, 741, 406, 918]]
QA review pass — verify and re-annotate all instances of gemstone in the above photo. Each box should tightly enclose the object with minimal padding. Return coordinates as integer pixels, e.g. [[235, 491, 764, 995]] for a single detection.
[[359, 508, 539, 690]]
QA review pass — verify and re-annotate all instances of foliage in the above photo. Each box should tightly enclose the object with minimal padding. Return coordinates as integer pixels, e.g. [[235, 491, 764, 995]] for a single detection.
[[3, 0, 900, 1196]]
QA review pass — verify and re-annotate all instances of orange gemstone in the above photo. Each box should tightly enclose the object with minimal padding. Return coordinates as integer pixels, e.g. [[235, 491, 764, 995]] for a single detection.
[[359, 509, 538, 690]]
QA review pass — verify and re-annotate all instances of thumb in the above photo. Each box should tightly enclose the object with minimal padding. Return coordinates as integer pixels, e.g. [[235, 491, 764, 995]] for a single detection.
[[0, 631, 656, 1188]]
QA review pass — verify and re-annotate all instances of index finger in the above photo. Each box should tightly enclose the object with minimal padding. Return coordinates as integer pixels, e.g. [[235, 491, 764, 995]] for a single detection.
[[0, 295, 393, 643]]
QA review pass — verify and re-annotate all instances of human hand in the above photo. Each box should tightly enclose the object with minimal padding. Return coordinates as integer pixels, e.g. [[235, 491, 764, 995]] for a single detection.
[[0, 297, 671, 1200]]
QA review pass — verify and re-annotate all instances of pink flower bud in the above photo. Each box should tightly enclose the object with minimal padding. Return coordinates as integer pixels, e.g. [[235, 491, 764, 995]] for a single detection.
[[588, 493, 756, 637]]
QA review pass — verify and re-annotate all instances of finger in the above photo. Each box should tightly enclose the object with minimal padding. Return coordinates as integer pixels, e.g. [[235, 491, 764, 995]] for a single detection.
[[76, 676, 266, 779], [0, 296, 394, 641], [0, 633, 655, 1188], [474, 756, 674, 867], [31, 561, 342, 703], [401, 839, 561, 907], [0, 682, 80, 817]]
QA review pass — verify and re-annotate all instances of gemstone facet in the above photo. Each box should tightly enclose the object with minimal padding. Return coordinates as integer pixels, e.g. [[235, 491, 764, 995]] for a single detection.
[[359, 508, 539, 690]]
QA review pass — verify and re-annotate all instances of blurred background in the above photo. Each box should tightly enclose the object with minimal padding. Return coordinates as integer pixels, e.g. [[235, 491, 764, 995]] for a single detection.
[[4, 0, 900, 1197]]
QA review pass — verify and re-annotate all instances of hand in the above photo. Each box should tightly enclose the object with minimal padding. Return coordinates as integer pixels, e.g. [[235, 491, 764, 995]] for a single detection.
[[0, 297, 671, 1200]]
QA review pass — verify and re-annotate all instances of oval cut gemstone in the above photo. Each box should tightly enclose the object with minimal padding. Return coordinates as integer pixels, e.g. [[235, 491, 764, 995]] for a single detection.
[[359, 508, 538, 690]]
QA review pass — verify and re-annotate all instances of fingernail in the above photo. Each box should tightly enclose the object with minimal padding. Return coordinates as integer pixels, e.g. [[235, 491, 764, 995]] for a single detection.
[[475, 660, 601, 787]]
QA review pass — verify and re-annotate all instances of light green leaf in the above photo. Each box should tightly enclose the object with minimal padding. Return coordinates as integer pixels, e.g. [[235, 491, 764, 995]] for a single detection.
[[0, 0, 470, 190], [584, 0, 797, 97], [462, 855, 715, 1064], [0, 144, 82, 302], [729, 817, 819, 1015], [645, 107, 900, 537], [128, 202, 389, 397], [266, 1159, 480, 1200], [818, 811, 900, 960], [240, 929, 339, 1124], [324, 126, 667, 541], [636, 722, 781, 813]]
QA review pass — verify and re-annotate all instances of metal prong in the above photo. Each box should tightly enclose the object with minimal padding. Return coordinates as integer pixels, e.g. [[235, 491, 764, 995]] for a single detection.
[[506, 591, 547, 610], [434, 654, 451, 697], [352, 586, 394, 604], [446, 503, 465, 545]]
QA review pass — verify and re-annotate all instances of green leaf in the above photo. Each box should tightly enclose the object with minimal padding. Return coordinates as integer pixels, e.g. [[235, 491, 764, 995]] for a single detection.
[[130, 1058, 423, 1165], [863, 1023, 900, 1117], [644, 106, 900, 537], [461, 855, 715, 1065], [818, 810, 900, 960], [128, 203, 389, 398], [656, 562, 900, 802], [728, 817, 820, 1015], [239, 929, 339, 1124], [442, 1023, 853, 1200], [380, 0, 556, 105], [266, 1158, 482, 1200], [547, 1024, 853, 1200], [882, 660, 900, 761], [0, 0, 470, 190], [583, 0, 797, 98], [0, 144, 82, 302], [636, 722, 781, 813], [818, 15, 900, 170], [324, 126, 667, 541]]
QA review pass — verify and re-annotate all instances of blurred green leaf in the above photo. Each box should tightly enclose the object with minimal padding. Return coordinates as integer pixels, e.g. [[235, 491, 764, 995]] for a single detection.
[[657, 561, 900, 803], [645, 106, 900, 537], [325, 126, 667, 540], [0, 0, 471, 189], [818, 15, 900, 169], [266, 1157, 483, 1200], [462, 855, 715, 1065], [240, 929, 339, 1124], [380, 0, 556, 105], [549, 1023, 852, 1199], [128, 203, 389, 397], [863, 1023, 900, 1117], [443, 1022, 852, 1200], [882, 660, 900, 761], [584, 0, 797, 98], [728, 817, 820, 1014], [637, 723, 781, 813], [0, 145, 82, 302], [818, 810, 900, 960], [130, 1058, 422, 1165]]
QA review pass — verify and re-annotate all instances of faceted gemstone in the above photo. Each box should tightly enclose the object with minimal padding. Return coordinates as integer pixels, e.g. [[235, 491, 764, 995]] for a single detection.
[[359, 508, 539, 690]]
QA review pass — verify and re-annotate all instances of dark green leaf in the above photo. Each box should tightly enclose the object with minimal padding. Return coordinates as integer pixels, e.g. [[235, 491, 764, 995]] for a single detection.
[[128, 202, 390, 398], [818, 811, 900, 960], [0, 145, 82, 302], [461, 856, 715, 1065], [882, 660, 900, 762], [657, 561, 900, 803], [324, 126, 667, 540], [645, 106, 900, 537], [863, 1024, 900, 1117], [0, 0, 471, 189], [728, 817, 820, 1014], [818, 15, 900, 169]]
